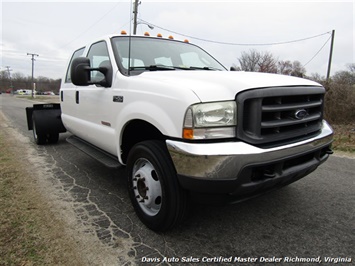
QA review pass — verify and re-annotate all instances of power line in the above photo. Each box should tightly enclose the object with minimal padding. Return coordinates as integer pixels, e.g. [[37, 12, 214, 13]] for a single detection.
[[39, 2, 124, 66], [303, 34, 332, 68], [138, 18, 331, 46], [59, 2, 122, 49]]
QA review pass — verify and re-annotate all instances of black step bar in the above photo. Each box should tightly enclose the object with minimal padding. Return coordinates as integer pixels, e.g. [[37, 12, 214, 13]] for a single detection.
[[67, 135, 122, 169]]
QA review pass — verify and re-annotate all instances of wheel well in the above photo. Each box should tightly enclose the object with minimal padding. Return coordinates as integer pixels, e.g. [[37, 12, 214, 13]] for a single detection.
[[121, 120, 166, 164]]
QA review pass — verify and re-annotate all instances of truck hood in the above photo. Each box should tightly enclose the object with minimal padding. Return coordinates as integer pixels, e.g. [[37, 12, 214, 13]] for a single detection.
[[139, 71, 321, 102]]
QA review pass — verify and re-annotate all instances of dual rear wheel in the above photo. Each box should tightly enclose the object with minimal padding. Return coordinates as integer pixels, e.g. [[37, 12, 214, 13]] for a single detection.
[[32, 113, 59, 145]]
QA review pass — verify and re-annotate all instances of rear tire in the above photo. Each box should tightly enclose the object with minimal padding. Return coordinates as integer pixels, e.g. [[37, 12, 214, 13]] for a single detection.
[[127, 140, 188, 231], [48, 133, 59, 144], [32, 114, 46, 145]]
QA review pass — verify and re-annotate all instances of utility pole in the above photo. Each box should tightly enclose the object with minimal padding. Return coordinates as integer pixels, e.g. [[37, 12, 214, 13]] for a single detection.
[[27, 52, 39, 98], [5, 66, 13, 93], [326, 30, 335, 82], [133, 0, 139, 35]]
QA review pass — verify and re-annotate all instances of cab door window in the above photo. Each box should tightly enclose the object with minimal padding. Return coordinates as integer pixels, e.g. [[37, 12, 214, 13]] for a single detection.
[[65, 47, 85, 83], [87, 41, 112, 83]]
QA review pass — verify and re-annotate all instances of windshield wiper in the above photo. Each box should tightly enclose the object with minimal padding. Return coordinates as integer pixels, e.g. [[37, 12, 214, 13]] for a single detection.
[[130, 65, 176, 71], [129, 65, 222, 71], [187, 66, 222, 71]]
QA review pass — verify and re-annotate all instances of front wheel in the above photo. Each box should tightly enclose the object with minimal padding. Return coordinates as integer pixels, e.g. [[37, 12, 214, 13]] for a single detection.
[[127, 140, 188, 231]]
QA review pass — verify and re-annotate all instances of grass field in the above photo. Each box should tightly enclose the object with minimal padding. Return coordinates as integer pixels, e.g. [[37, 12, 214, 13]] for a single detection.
[[331, 124, 355, 153], [0, 130, 47, 264], [0, 119, 83, 265]]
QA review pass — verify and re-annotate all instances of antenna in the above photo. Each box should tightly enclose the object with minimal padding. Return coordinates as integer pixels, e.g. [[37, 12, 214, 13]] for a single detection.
[[128, 0, 133, 76]]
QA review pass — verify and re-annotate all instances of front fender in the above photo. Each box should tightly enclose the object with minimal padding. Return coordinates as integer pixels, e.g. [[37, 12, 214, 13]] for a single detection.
[[115, 100, 184, 163]]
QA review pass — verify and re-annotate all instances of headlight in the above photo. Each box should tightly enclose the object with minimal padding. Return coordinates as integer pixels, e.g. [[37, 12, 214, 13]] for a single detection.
[[183, 101, 237, 140]]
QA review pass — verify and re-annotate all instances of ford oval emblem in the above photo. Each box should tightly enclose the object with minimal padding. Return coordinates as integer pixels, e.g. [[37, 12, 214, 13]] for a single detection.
[[294, 109, 308, 120]]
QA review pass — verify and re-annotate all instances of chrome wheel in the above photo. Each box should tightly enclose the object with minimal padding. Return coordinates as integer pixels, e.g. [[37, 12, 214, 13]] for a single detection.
[[132, 158, 162, 216], [127, 141, 188, 231]]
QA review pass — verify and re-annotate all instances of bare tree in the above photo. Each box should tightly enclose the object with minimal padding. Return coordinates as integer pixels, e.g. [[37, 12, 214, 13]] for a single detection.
[[309, 73, 325, 83], [290, 61, 306, 77], [237, 50, 308, 77], [259, 52, 278, 73], [332, 67, 355, 85], [238, 49, 261, 72], [277, 60, 306, 77], [0, 70, 11, 91], [278, 60, 293, 75], [237, 49, 278, 73], [0, 71, 61, 93], [347, 63, 355, 73]]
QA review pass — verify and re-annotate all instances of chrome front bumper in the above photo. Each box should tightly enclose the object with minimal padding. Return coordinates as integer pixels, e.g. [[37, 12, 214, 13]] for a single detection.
[[167, 121, 333, 183]]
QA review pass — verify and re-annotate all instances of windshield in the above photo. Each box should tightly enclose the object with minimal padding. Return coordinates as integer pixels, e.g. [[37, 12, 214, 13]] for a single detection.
[[111, 36, 226, 75]]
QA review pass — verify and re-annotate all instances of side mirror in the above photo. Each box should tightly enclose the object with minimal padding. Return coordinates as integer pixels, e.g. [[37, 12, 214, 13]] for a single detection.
[[230, 66, 238, 71], [71, 57, 112, 87], [71, 57, 91, 86]]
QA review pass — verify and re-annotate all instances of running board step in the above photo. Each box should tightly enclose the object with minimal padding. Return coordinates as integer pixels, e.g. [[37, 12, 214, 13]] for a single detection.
[[67, 135, 122, 169]]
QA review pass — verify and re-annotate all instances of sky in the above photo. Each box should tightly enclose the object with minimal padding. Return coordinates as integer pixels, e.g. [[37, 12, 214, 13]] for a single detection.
[[0, 0, 354, 80]]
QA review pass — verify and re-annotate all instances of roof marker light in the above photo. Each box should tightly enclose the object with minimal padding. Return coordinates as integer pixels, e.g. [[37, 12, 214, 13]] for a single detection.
[[144, 32, 150, 36], [157, 33, 163, 38], [121, 30, 127, 35], [184, 39, 189, 43], [168, 35, 174, 40]]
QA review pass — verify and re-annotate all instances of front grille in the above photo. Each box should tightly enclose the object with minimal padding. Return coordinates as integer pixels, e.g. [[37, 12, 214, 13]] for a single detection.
[[236, 86, 325, 145]]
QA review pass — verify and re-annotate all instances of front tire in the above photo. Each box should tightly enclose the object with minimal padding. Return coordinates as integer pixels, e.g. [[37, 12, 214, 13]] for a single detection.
[[127, 140, 188, 231]]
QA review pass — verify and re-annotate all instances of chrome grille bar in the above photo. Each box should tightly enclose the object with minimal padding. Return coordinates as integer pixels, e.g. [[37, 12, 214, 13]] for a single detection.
[[236, 86, 325, 146]]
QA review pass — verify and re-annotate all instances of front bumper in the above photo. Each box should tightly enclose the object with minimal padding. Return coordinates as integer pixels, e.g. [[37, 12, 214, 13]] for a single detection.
[[167, 121, 333, 198]]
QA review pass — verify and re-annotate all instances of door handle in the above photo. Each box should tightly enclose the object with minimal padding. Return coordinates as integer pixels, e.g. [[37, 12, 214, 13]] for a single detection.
[[76, 91, 79, 104]]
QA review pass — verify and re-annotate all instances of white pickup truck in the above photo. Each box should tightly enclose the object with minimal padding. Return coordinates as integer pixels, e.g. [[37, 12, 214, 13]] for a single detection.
[[26, 33, 333, 231]]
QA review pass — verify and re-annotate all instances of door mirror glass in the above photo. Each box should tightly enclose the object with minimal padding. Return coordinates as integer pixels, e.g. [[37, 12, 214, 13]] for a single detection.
[[71, 57, 91, 86]]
